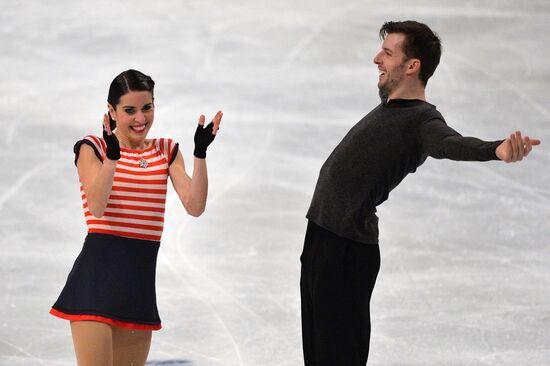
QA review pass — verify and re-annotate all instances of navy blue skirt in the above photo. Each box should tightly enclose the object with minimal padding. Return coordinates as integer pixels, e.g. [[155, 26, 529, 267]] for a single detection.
[[50, 233, 161, 330]]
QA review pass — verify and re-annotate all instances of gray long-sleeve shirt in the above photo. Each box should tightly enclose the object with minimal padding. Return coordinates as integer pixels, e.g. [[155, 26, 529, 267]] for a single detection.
[[306, 98, 502, 244]]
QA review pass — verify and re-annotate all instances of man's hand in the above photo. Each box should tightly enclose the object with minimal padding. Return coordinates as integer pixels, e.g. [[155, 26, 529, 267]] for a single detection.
[[495, 131, 541, 163]]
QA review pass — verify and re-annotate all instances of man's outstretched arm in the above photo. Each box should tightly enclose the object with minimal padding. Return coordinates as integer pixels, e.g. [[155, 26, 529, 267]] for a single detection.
[[418, 118, 541, 162]]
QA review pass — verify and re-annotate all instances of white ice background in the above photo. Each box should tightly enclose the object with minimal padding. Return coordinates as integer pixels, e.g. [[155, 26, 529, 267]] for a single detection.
[[1, 1, 549, 365]]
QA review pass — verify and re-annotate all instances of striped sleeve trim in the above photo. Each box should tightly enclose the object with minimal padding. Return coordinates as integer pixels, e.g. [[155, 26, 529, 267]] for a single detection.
[[156, 138, 179, 166], [74, 135, 106, 166], [170, 143, 179, 165]]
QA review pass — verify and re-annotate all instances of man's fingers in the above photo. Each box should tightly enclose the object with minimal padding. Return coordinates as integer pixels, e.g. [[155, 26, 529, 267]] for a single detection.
[[502, 132, 540, 163], [502, 138, 512, 163], [510, 133, 518, 162], [525, 136, 533, 156], [515, 131, 524, 161], [198, 115, 206, 126]]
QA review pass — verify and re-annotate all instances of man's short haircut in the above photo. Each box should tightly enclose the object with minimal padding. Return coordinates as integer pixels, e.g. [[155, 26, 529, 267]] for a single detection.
[[379, 20, 442, 86]]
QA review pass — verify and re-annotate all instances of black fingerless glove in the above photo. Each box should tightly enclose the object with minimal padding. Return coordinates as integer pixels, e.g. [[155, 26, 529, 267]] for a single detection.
[[103, 128, 120, 161], [193, 122, 216, 159]]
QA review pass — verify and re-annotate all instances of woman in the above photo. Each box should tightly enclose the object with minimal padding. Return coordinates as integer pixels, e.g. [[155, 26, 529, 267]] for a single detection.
[[50, 69, 223, 365]]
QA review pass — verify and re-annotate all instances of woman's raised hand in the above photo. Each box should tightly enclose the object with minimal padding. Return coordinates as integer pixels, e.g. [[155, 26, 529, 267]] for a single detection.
[[102, 113, 120, 161], [193, 111, 223, 159]]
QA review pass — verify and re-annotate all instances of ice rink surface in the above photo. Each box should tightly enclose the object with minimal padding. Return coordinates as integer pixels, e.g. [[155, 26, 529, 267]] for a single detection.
[[1, 0, 549, 365]]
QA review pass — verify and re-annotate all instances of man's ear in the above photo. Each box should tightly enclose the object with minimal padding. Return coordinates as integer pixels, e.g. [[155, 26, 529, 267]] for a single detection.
[[406, 59, 421, 76]]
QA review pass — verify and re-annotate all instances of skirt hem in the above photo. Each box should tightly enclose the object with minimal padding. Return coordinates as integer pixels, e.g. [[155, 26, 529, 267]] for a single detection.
[[50, 308, 162, 331]]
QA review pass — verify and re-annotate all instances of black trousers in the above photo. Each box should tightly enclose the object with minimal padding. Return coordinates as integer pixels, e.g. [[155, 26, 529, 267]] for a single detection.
[[300, 221, 380, 366]]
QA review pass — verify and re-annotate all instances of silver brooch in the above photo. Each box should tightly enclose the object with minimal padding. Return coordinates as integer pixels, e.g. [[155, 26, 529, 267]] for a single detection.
[[139, 157, 148, 169]]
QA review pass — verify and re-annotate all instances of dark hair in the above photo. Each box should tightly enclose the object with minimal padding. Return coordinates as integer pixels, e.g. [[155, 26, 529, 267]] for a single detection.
[[107, 69, 155, 130], [379, 21, 442, 86]]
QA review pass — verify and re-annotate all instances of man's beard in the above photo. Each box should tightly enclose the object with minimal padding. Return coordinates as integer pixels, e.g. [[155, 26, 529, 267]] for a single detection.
[[377, 63, 405, 102], [378, 86, 389, 102], [377, 74, 398, 97]]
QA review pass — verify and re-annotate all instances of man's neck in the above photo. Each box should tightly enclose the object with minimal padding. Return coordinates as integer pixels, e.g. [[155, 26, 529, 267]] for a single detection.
[[387, 83, 426, 102]]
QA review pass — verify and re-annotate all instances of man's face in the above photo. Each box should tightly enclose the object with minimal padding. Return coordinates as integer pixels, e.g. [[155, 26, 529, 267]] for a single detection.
[[373, 33, 408, 96]]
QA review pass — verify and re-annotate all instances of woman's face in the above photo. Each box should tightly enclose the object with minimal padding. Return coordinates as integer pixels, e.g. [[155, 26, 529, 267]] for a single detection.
[[109, 90, 154, 146]]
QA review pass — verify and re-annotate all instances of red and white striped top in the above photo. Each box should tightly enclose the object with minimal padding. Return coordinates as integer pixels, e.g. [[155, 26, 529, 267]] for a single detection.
[[76, 135, 178, 242]]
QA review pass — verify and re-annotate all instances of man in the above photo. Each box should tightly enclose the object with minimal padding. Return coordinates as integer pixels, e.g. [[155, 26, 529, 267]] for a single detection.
[[300, 20, 540, 366]]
